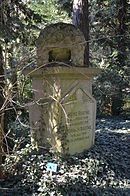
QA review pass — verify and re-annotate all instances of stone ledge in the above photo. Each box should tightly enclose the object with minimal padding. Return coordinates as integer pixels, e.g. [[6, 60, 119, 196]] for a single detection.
[[23, 66, 101, 79]]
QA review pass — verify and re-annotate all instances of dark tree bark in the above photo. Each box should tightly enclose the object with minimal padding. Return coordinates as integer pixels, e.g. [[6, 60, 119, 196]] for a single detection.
[[117, 0, 127, 69], [0, 46, 4, 178], [73, 0, 89, 67]]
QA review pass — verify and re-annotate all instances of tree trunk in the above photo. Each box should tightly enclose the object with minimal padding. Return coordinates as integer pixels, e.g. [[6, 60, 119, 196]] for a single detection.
[[73, 0, 89, 66], [110, 0, 127, 115], [117, 0, 127, 69], [0, 46, 4, 178]]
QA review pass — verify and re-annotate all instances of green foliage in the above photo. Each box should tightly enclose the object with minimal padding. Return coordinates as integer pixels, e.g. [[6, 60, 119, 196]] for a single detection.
[[56, 0, 73, 17], [3, 104, 30, 153], [89, 0, 129, 115], [1, 0, 129, 162], [0, 0, 43, 45], [55, 0, 129, 115], [30, 0, 71, 26], [1, 0, 129, 118], [93, 68, 128, 116], [2, 118, 130, 195]]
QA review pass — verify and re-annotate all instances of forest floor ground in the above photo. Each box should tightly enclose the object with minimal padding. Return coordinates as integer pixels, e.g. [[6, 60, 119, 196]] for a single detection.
[[0, 116, 130, 196]]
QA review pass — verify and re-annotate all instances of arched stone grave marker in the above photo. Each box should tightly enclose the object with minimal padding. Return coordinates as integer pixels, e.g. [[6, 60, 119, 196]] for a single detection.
[[24, 23, 100, 155]]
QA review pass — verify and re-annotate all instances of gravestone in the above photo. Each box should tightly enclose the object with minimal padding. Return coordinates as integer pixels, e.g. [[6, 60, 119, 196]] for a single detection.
[[24, 23, 100, 155]]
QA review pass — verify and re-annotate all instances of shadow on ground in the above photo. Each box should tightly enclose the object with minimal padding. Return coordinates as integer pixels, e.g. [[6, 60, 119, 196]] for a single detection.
[[0, 117, 130, 196]]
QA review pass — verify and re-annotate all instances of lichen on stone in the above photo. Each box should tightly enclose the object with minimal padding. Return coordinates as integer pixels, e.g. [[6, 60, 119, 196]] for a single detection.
[[36, 23, 86, 67]]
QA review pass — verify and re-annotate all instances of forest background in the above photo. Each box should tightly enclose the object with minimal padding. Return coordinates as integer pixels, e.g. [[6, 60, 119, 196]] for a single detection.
[[0, 0, 129, 179]]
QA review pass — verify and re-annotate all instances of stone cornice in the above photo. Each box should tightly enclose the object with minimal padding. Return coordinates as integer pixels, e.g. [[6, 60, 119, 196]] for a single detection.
[[23, 66, 101, 79]]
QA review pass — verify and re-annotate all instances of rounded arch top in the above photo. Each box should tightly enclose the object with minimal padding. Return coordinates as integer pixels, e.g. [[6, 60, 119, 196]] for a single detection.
[[36, 23, 86, 66]]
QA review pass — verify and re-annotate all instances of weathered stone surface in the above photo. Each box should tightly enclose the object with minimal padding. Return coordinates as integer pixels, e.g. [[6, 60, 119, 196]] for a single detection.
[[25, 66, 100, 154], [24, 22, 101, 155], [61, 88, 96, 154], [36, 23, 86, 67]]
